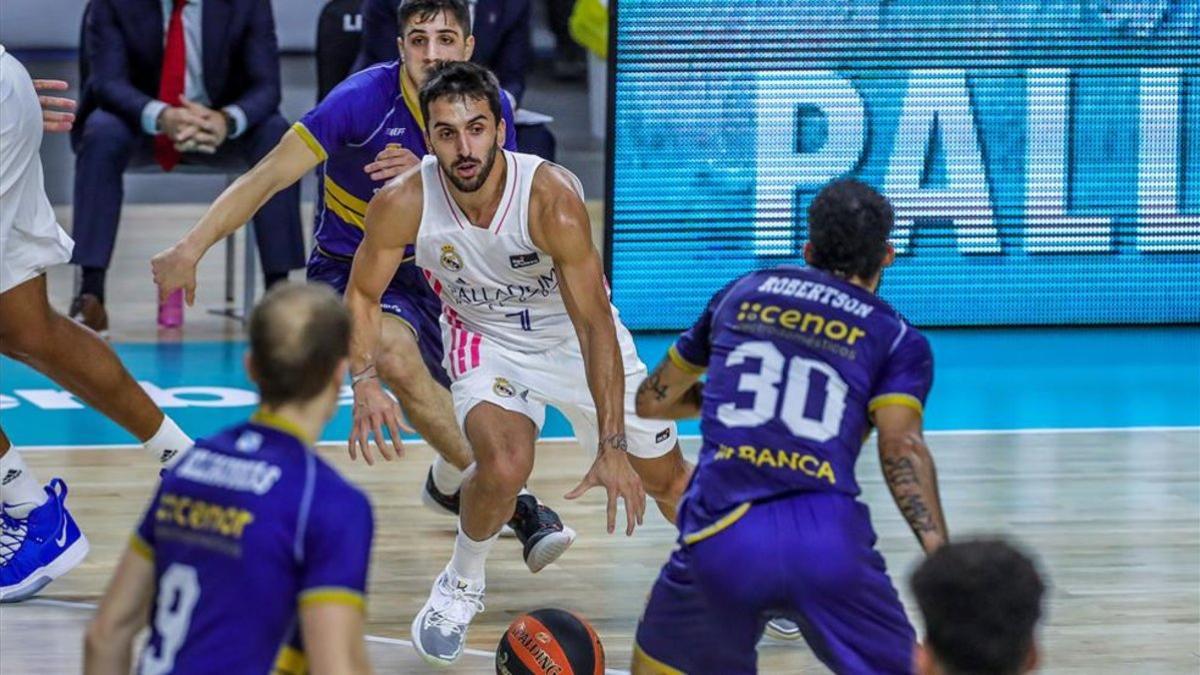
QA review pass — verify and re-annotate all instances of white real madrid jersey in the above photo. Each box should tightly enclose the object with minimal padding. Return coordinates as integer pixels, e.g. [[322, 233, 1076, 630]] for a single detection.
[[414, 150, 602, 354]]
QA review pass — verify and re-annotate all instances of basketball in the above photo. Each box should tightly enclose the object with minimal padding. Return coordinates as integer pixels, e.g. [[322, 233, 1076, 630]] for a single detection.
[[495, 608, 605, 675]]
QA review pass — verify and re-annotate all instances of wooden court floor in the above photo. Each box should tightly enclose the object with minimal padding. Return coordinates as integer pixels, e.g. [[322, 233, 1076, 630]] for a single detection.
[[1, 429, 1197, 674]]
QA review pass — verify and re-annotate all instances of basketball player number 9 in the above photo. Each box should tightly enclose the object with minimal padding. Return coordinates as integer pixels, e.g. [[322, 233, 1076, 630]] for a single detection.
[[716, 341, 848, 441], [140, 563, 201, 675]]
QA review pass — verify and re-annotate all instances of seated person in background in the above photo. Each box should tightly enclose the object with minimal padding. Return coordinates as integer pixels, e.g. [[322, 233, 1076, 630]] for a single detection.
[[355, 0, 556, 160], [69, 0, 305, 332], [151, 0, 572, 575], [911, 538, 1047, 675], [84, 283, 374, 675], [544, 0, 586, 81]]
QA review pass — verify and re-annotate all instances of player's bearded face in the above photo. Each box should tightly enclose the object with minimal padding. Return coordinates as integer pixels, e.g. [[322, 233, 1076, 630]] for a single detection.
[[429, 99, 502, 193], [442, 141, 498, 193]]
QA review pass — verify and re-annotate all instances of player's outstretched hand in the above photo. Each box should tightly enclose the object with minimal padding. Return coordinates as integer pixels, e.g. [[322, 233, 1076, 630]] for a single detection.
[[151, 243, 200, 306], [364, 144, 421, 182], [349, 376, 412, 465], [565, 433, 646, 536], [33, 80, 75, 133]]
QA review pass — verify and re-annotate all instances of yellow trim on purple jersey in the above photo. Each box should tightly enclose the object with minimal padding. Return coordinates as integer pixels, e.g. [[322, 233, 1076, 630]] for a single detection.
[[668, 344, 707, 375], [400, 71, 425, 133], [867, 393, 924, 416], [324, 175, 369, 214], [323, 194, 365, 229], [681, 502, 751, 545], [322, 176, 367, 230], [632, 641, 686, 675], [291, 121, 327, 162], [272, 644, 308, 675], [129, 533, 154, 561], [298, 586, 367, 612], [250, 409, 316, 446], [381, 312, 418, 338]]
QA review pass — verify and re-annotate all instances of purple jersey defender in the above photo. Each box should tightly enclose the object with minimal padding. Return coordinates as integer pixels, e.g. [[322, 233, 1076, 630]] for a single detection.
[[131, 416, 373, 674], [636, 265, 934, 674], [295, 60, 518, 385]]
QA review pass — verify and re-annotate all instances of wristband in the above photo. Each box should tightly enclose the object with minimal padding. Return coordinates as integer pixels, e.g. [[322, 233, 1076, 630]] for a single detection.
[[350, 365, 377, 387]]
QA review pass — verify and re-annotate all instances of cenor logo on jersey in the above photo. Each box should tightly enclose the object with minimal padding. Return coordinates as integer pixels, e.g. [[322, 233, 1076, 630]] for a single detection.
[[509, 252, 540, 269], [493, 378, 516, 398], [440, 244, 464, 272]]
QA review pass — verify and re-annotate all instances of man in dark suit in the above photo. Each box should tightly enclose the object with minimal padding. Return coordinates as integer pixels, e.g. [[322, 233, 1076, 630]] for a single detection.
[[353, 0, 556, 160], [70, 0, 305, 332]]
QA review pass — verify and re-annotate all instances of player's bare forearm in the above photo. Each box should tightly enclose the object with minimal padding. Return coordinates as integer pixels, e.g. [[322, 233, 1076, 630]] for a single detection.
[[555, 239, 624, 445], [346, 278, 384, 376], [179, 131, 318, 258], [534, 164, 627, 447], [635, 356, 704, 420], [301, 603, 374, 675], [879, 432, 947, 553], [576, 312, 627, 449], [348, 173, 421, 374], [84, 547, 154, 674]]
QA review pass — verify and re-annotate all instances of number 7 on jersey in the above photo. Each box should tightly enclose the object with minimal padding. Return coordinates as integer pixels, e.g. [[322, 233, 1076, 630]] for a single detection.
[[506, 308, 532, 331]]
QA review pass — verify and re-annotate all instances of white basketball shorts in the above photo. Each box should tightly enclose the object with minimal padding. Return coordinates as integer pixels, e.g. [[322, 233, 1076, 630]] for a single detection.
[[0, 47, 74, 295], [446, 319, 678, 459]]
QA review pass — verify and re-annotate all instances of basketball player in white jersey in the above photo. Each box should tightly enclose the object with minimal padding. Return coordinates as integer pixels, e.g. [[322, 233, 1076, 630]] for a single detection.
[[0, 47, 193, 602], [346, 61, 693, 665]]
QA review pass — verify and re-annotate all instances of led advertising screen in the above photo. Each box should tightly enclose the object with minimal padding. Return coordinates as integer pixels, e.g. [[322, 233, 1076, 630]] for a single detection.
[[609, 0, 1200, 328]]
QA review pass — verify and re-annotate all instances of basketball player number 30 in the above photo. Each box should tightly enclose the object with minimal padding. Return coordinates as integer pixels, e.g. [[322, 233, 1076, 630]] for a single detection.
[[716, 341, 848, 442], [141, 563, 201, 675]]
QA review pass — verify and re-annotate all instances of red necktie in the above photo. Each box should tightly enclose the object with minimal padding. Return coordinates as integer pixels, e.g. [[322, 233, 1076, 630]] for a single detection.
[[154, 0, 187, 171]]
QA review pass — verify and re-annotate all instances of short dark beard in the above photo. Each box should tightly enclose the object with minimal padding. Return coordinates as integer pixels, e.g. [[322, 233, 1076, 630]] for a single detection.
[[441, 142, 499, 193]]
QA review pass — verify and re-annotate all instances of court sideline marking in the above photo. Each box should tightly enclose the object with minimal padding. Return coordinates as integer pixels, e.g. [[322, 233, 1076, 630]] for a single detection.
[[21, 598, 632, 674]]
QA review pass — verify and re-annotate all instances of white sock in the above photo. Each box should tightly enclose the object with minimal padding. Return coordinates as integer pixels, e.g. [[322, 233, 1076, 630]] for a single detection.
[[449, 523, 498, 583], [0, 449, 48, 516], [431, 455, 465, 494], [144, 415, 193, 467]]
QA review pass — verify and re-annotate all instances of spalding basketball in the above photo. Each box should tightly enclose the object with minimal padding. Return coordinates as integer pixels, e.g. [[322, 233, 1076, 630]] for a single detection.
[[495, 608, 605, 674]]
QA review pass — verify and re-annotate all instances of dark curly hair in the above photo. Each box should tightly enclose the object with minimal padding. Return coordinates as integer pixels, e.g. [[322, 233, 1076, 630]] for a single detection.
[[911, 538, 1046, 675], [397, 0, 471, 37], [806, 179, 894, 280], [419, 61, 503, 128]]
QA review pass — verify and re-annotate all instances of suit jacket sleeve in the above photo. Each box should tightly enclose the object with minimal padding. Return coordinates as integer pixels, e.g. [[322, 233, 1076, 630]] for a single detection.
[[87, 0, 157, 129], [354, 0, 400, 72], [491, 0, 531, 106], [228, 0, 283, 128]]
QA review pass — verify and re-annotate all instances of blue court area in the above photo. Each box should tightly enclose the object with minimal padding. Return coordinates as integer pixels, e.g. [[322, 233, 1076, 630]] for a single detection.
[[1, 328, 1197, 447]]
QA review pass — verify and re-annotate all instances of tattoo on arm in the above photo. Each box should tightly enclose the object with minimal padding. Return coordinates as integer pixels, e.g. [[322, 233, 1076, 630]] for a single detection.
[[600, 433, 628, 453], [882, 456, 939, 536], [637, 370, 670, 402]]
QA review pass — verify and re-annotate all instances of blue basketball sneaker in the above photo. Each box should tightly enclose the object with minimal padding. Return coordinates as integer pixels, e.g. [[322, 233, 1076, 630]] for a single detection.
[[0, 478, 89, 603]]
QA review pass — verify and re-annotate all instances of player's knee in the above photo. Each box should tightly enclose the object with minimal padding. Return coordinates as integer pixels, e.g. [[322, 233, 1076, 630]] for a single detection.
[[474, 446, 532, 496], [376, 341, 429, 398]]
